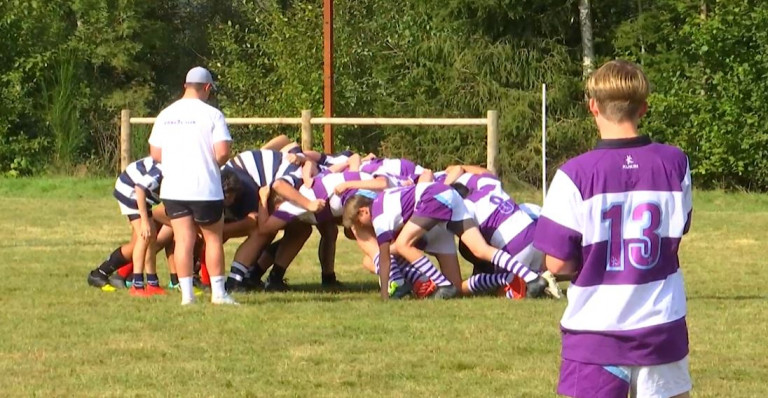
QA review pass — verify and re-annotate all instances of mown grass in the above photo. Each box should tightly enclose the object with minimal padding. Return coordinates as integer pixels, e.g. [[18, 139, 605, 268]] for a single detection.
[[0, 177, 766, 397]]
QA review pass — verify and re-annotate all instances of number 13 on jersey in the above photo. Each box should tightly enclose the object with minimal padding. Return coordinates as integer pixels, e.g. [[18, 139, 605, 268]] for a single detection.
[[602, 202, 662, 271]]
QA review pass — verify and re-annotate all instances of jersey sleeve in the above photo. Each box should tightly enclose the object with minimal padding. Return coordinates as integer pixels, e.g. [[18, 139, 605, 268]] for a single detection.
[[211, 111, 232, 143], [148, 114, 165, 148], [272, 201, 305, 223], [533, 169, 584, 261], [136, 166, 163, 193], [373, 215, 395, 245], [681, 157, 693, 235]]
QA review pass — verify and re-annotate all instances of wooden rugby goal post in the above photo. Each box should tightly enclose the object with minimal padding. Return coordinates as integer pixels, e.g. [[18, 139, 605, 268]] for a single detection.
[[120, 109, 500, 175]]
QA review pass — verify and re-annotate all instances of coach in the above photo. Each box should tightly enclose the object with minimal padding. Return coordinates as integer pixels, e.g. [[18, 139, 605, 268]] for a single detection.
[[148, 66, 238, 306]]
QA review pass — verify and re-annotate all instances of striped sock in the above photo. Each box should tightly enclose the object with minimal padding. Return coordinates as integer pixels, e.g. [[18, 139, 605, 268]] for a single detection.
[[228, 261, 249, 282], [409, 256, 451, 287], [146, 273, 159, 287], [373, 254, 405, 285], [132, 273, 145, 289], [467, 273, 513, 293], [491, 250, 538, 283], [397, 258, 428, 285]]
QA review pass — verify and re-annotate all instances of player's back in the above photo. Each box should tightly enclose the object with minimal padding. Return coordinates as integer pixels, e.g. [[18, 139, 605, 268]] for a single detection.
[[150, 98, 228, 201], [114, 157, 163, 205], [227, 149, 300, 187], [536, 137, 692, 366]]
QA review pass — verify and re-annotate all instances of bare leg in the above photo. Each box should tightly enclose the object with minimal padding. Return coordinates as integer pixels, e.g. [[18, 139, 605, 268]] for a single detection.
[[261, 134, 293, 151], [199, 218, 225, 278], [393, 221, 460, 288], [169, 216, 197, 279], [317, 222, 338, 277], [433, 252, 463, 289]]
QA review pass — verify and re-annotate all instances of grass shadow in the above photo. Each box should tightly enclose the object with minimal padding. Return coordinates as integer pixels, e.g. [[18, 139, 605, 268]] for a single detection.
[[688, 295, 766, 301], [286, 281, 380, 294]]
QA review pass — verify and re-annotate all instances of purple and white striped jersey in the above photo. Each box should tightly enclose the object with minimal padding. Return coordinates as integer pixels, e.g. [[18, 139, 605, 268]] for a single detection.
[[533, 136, 692, 366], [435, 172, 503, 193], [371, 182, 462, 244], [113, 157, 163, 209], [226, 149, 301, 188], [463, 186, 538, 260], [319, 150, 354, 167], [273, 171, 374, 224], [361, 158, 424, 182]]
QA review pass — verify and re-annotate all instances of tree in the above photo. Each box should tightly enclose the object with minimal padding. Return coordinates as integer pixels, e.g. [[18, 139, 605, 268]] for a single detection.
[[579, 0, 595, 77]]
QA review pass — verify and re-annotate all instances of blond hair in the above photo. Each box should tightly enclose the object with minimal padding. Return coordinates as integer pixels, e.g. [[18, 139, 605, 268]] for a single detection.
[[586, 60, 649, 122], [342, 195, 372, 228]]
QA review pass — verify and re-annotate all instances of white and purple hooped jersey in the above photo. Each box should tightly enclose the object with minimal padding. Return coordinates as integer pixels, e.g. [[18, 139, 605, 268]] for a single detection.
[[360, 158, 425, 183], [273, 171, 374, 224], [435, 171, 504, 193], [113, 157, 163, 210], [319, 150, 354, 167], [533, 136, 692, 366], [463, 187, 538, 260], [371, 182, 467, 245], [226, 149, 301, 188]]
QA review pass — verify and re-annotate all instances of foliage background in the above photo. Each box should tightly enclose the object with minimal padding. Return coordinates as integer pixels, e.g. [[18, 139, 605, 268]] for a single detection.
[[1, 0, 766, 189]]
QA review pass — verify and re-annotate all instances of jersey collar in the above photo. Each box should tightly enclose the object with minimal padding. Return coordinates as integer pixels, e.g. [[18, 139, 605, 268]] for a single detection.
[[595, 135, 652, 149]]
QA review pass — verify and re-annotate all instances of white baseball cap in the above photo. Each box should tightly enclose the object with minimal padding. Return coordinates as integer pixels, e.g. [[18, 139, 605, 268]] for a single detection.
[[185, 66, 217, 91]]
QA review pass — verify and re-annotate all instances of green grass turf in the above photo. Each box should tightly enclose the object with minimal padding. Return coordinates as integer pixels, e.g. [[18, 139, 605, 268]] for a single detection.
[[0, 177, 766, 397]]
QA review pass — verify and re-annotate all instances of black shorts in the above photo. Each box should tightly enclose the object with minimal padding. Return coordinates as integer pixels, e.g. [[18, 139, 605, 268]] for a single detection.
[[163, 199, 224, 226], [126, 212, 153, 222]]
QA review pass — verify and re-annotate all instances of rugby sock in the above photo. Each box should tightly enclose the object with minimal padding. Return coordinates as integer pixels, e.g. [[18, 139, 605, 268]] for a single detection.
[[146, 273, 159, 287], [95, 247, 129, 276], [396, 257, 429, 285], [321, 272, 338, 285], [248, 264, 268, 282], [268, 265, 287, 282], [409, 256, 451, 287], [117, 263, 132, 279], [228, 261, 250, 282], [373, 254, 405, 286], [266, 240, 281, 258], [132, 274, 145, 289], [467, 273, 513, 293], [491, 250, 538, 283], [169, 273, 179, 286], [179, 277, 195, 302], [210, 275, 226, 299]]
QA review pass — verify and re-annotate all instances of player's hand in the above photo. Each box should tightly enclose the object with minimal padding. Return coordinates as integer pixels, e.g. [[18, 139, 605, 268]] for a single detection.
[[401, 179, 414, 187], [259, 186, 270, 203], [307, 199, 326, 212], [362, 153, 377, 162], [286, 153, 305, 165], [140, 219, 155, 241], [334, 183, 349, 196], [419, 169, 434, 183]]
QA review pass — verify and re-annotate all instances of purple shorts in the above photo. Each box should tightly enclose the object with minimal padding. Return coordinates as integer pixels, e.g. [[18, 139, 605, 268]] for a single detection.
[[558, 359, 630, 398], [413, 184, 471, 222]]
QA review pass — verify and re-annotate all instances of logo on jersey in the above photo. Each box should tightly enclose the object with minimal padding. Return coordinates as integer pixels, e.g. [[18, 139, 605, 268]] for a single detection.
[[622, 155, 639, 170], [489, 195, 516, 214]]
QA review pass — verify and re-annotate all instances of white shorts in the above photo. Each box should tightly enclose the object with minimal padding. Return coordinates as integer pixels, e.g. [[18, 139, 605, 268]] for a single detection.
[[627, 356, 692, 398], [422, 223, 457, 255], [118, 201, 140, 217], [560, 356, 692, 398]]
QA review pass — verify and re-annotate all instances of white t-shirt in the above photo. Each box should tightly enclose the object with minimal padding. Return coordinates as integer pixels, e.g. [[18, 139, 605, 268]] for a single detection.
[[148, 98, 231, 201]]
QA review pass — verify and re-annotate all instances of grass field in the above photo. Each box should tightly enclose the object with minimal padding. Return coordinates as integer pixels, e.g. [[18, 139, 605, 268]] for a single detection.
[[1, 177, 767, 397]]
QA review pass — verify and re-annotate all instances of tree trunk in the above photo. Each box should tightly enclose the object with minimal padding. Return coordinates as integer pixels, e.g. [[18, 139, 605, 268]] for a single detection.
[[579, 0, 594, 77]]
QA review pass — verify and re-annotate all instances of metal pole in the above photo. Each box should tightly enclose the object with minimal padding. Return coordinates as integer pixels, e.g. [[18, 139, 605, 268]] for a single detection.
[[323, 0, 334, 154], [542, 84, 548, 203]]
